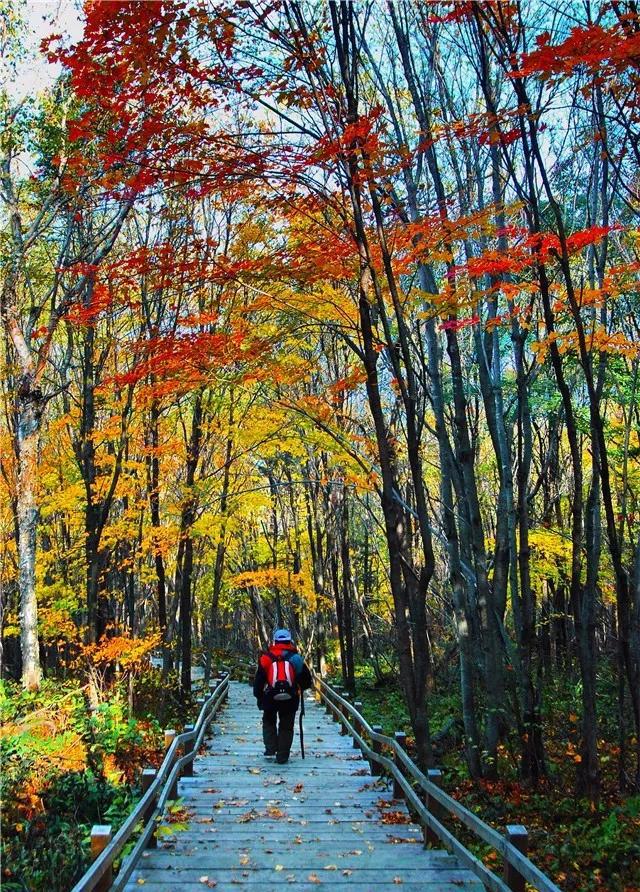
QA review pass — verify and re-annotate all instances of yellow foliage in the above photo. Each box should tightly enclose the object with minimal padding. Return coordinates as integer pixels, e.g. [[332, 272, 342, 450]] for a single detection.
[[230, 566, 316, 608]]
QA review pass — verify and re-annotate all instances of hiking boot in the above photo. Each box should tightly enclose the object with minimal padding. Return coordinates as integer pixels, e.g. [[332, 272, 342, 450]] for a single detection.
[[264, 749, 276, 757], [276, 754, 289, 764]]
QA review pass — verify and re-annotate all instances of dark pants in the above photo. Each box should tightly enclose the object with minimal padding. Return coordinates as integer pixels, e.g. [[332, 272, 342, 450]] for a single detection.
[[263, 701, 297, 760]]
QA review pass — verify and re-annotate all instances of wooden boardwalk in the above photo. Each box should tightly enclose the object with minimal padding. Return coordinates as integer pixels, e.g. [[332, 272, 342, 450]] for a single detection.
[[125, 681, 484, 890]]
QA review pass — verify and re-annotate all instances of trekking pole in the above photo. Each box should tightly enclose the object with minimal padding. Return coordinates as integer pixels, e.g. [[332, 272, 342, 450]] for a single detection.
[[299, 693, 305, 759]]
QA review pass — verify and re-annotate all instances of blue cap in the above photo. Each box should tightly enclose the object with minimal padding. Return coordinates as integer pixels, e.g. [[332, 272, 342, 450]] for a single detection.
[[273, 628, 292, 643]]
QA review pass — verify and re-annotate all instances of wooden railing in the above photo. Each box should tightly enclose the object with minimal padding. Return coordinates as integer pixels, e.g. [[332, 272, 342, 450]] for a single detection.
[[71, 672, 230, 892], [316, 677, 562, 892]]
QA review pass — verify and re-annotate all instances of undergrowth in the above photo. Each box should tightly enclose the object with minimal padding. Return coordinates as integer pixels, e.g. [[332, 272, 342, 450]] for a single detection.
[[329, 660, 640, 892], [0, 668, 197, 892]]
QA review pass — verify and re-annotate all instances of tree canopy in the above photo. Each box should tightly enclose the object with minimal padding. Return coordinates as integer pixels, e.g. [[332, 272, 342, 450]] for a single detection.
[[2, 4, 640, 880]]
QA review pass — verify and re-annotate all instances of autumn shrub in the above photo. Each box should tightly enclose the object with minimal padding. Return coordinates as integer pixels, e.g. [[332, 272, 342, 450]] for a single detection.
[[131, 665, 190, 729], [0, 674, 168, 892], [2, 770, 135, 892]]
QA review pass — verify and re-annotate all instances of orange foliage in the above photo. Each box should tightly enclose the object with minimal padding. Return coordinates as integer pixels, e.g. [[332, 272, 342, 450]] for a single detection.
[[80, 630, 161, 670]]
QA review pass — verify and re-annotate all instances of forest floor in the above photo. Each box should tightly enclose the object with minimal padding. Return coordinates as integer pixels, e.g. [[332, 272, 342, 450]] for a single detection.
[[344, 662, 640, 892]]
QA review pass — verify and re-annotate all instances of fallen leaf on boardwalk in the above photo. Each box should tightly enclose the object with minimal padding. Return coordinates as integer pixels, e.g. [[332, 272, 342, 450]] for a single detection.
[[267, 807, 286, 818], [377, 799, 393, 808], [248, 768, 261, 775], [324, 808, 332, 814], [293, 783, 304, 793], [156, 823, 189, 837], [275, 865, 284, 872], [196, 817, 214, 824], [203, 788, 220, 794], [342, 869, 353, 877], [239, 854, 250, 866], [228, 799, 249, 807], [346, 850, 362, 856], [308, 874, 322, 884], [323, 864, 337, 870], [387, 835, 420, 844], [286, 875, 296, 883], [199, 879, 217, 888], [237, 810, 259, 823], [351, 769, 368, 776], [381, 811, 410, 825], [393, 878, 403, 884], [136, 881, 145, 886]]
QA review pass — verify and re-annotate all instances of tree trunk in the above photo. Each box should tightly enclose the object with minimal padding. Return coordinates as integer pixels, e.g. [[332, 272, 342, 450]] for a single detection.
[[16, 387, 43, 689], [147, 397, 169, 672], [340, 490, 356, 694]]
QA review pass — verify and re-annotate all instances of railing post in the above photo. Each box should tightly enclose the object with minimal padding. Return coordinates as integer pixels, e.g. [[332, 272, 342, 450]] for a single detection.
[[164, 729, 178, 799], [90, 825, 112, 892], [182, 724, 195, 777], [206, 682, 218, 734], [141, 768, 158, 849], [330, 686, 342, 720], [504, 825, 528, 892], [340, 693, 350, 734], [370, 724, 383, 776], [423, 768, 443, 847], [393, 731, 407, 799], [353, 701, 364, 748]]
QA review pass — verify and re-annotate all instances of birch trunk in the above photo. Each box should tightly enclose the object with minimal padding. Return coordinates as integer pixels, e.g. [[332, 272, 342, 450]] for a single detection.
[[16, 388, 43, 689]]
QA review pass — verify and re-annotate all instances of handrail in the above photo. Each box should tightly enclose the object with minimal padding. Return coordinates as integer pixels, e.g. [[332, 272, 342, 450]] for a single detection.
[[71, 672, 230, 892], [316, 677, 562, 892]]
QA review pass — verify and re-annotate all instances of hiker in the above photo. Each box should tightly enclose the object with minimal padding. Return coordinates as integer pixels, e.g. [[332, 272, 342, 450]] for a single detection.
[[253, 629, 312, 764]]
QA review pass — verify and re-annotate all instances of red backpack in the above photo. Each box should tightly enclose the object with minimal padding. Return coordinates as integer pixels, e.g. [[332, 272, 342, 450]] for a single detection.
[[263, 651, 297, 702]]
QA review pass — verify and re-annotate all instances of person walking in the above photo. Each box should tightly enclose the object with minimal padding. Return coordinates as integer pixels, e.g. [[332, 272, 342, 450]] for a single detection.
[[253, 629, 311, 764]]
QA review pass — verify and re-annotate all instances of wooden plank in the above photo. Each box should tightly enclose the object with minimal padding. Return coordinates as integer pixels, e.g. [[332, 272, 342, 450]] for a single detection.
[[125, 884, 483, 891], [130, 866, 484, 883], [135, 850, 459, 870]]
